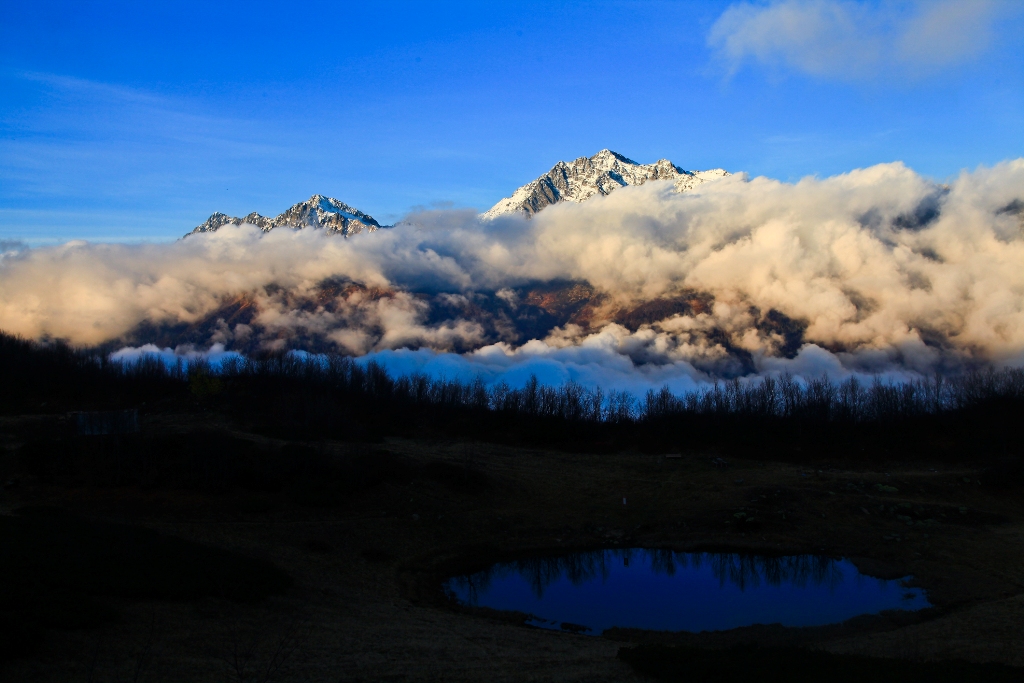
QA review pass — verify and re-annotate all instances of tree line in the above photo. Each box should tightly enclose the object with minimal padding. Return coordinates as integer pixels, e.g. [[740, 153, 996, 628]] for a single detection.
[[3, 331, 1022, 463]]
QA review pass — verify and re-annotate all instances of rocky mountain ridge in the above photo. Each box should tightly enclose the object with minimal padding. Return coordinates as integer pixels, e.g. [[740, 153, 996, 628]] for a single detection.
[[186, 194, 382, 238], [482, 149, 729, 219], [184, 150, 730, 237]]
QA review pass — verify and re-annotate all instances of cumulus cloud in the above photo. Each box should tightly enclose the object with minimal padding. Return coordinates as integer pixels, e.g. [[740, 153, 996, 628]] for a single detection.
[[708, 0, 1007, 80], [3, 159, 1024, 388]]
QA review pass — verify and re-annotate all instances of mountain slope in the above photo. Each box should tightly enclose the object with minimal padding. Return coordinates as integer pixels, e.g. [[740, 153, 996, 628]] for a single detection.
[[483, 149, 729, 219], [186, 195, 382, 238]]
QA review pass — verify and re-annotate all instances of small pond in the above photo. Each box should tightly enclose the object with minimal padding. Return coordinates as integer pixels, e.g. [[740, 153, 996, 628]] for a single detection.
[[443, 549, 930, 635]]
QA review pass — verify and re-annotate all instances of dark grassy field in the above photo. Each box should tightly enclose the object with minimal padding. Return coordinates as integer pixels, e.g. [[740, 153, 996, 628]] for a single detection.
[[1, 332, 1023, 681], [0, 508, 290, 662], [617, 644, 1024, 682]]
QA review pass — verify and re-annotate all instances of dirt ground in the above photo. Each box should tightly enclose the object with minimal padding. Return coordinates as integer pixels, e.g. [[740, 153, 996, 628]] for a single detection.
[[2, 414, 1023, 682]]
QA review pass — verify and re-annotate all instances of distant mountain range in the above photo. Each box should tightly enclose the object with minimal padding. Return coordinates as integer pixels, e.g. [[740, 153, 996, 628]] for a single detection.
[[184, 150, 729, 238], [146, 152, 777, 368]]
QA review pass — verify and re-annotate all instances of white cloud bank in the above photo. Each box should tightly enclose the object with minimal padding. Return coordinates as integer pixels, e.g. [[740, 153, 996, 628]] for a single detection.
[[355, 337, 934, 396], [708, 0, 1008, 80], [2, 160, 1023, 388]]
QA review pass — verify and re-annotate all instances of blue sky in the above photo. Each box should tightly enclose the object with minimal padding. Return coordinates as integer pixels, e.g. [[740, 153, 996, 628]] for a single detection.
[[1, 0, 1022, 243]]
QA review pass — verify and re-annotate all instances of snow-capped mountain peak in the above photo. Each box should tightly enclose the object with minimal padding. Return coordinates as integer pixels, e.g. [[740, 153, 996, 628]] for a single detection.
[[482, 149, 730, 219], [186, 194, 382, 238]]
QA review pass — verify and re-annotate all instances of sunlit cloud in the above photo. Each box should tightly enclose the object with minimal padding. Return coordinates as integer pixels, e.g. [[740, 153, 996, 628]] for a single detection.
[[2, 160, 1023, 389]]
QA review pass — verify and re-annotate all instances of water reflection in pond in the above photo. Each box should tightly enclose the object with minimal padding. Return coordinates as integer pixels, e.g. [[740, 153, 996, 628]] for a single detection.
[[444, 549, 930, 635]]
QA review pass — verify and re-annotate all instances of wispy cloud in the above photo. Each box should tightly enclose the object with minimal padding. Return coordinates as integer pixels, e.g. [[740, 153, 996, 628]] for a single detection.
[[0, 71, 291, 218], [708, 0, 1008, 81]]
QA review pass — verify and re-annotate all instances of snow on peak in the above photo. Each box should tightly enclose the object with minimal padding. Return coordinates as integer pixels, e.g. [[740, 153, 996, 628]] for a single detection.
[[185, 153, 731, 238], [482, 150, 730, 219], [186, 195, 382, 239]]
